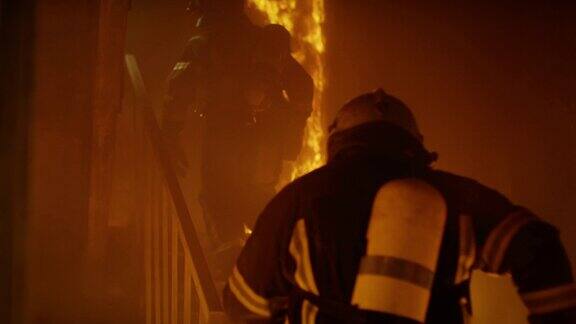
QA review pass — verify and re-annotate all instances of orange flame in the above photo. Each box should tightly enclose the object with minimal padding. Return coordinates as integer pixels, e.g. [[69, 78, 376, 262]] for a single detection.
[[248, 0, 326, 183]]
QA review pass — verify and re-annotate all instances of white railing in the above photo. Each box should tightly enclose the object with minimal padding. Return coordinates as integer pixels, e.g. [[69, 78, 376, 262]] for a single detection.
[[143, 184, 208, 324]]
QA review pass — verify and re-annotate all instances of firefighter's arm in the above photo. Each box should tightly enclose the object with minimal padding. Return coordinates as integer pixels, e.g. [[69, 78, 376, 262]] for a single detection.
[[279, 58, 314, 160], [429, 171, 576, 322], [161, 38, 206, 171], [162, 37, 205, 141], [479, 210, 576, 324], [282, 57, 313, 116], [448, 172, 576, 323], [223, 185, 296, 321]]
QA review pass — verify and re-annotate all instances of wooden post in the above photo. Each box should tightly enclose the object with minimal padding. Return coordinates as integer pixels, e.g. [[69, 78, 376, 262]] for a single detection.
[[0, 1, 35, 323]]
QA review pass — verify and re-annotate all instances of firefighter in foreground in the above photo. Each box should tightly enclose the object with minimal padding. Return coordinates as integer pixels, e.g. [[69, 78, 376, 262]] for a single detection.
[[163, 0, 313, 260], [223, 89, 576, 323]]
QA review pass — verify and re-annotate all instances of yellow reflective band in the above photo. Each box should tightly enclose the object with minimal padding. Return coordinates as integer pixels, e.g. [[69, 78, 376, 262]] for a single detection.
[[358, 255, 434, 289], [481, 209, 538, 273], [301, 299, 318, 324], [289, 219, 319, 324], [188, 35, 203, 42], [289, 219, 319, 295], [455, 214, 476, 284], [172, 62, 190, 71], [290, 229, 308, 292], [353, 273, 431, 322], [521, 283, 576, 315], [228, 266, 271, 317]]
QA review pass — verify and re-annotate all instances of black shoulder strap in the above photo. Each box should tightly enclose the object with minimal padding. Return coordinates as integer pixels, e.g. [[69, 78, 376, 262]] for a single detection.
[[289, 285, 368, 323]]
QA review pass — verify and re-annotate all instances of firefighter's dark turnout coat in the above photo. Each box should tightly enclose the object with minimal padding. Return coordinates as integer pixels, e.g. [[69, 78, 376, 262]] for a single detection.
[[223, 123, 576, 324]]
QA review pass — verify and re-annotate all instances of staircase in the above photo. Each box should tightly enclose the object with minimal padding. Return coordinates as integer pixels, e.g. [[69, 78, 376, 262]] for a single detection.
[[124, 54, 227, 324]]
